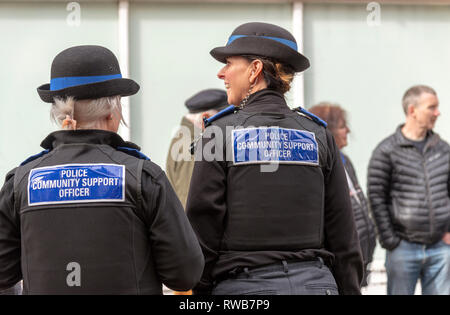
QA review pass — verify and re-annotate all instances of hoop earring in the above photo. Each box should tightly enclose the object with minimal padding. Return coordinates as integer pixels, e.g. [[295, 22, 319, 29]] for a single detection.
[[239, 78, 257, 109]]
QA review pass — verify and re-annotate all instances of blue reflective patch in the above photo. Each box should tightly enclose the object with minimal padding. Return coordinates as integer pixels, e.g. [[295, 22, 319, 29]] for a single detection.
[[232, 127, 319, 165], [28, 164, 125, 206]]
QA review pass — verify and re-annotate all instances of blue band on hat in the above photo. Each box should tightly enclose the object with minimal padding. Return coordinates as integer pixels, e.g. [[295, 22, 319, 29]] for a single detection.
[[50, 74, 122, 91], [227, 35, 298, 51]]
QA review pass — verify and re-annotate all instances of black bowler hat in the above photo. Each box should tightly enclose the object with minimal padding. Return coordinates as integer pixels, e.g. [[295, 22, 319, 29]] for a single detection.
[[185, 89, 229, 113], [37, 45, 140, 103], [210, 22, 310, 72]]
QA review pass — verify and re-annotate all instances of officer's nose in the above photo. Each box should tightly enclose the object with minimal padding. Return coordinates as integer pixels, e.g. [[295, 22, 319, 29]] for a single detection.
[[217, 66, 225, 80]]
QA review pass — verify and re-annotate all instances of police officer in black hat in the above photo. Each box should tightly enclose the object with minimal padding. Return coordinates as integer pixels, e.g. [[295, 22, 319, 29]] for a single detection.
[[166, 89, 228, 209], [0, 45, 204, 294], [186, 22, 363, 295]]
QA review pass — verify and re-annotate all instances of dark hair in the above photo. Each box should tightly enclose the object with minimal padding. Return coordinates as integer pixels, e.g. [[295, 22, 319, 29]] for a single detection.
[[242, 55, 295, 94], [308, 102, 347, 131]]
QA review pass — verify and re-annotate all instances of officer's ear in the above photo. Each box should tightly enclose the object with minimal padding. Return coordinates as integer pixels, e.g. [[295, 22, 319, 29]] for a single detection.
[[249, 59, 264, 85]]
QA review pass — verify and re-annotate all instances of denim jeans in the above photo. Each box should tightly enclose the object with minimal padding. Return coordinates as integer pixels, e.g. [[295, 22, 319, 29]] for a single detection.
[[385, 239, 450, 295], [212, 259, 339, 295]]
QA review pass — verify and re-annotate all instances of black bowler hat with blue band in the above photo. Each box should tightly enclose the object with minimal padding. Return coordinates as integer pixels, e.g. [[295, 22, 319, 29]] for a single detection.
[[37, 45, 140, 103], [210, 22, 310, 73]]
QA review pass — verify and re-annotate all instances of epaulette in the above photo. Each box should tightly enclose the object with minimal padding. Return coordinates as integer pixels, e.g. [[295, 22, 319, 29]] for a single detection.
[[20, 149, 50, 166], [293, 106, 328, 128], [117, 146, 150, 161], [340, 152, 346, 165], [190, 105, 239, 155], [203, 105, 238, 128]]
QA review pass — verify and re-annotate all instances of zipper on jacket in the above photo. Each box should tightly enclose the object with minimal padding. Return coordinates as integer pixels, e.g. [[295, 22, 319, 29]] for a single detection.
[[422, 158, 434, 240]]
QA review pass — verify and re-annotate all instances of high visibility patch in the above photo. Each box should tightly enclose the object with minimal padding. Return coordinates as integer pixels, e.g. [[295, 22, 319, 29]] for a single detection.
[[232, 127, 319, 166], [28, 164, 125, 206]]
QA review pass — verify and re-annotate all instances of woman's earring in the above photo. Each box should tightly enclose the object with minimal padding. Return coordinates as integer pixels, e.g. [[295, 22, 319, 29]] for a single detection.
[[239, 79, 257, 109]]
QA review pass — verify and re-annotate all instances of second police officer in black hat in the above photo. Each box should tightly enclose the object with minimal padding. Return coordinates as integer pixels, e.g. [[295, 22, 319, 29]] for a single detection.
[[0, 45, 204, 294], [186, 22, 364, 295]]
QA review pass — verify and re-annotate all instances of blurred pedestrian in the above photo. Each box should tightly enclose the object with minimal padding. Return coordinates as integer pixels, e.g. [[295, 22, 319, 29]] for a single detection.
[[166, 88, 227, 296], [0, 45, 204, 294], [187, 22, 363, 295], [309, 102, 377, 287], [166, 89, 228, 208], [368, 85, 450, 295]]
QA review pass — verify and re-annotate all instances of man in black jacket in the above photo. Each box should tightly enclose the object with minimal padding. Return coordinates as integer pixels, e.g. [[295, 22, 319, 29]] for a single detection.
[[368, 85, 450, 295]]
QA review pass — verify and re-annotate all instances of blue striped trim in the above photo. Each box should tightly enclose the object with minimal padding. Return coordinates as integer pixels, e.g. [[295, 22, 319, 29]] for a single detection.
[[296, 107, 328, 128], [20, 149, 50, 166], [50, 74, 122, 91], [117, 146, 150, 161], [340, 152, 346, 165], [204, 105, 237, 127], [227, 35, 298, 51]]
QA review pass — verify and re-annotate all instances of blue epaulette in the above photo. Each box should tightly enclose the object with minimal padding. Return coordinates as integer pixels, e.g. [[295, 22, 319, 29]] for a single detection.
[[20, 149, 50, 166], [340, 152, 346, 165], [203, 105, 238, 128], [189, 105, 238, 155], [117, 146, 150, 161], [294, 107, 328, 128]]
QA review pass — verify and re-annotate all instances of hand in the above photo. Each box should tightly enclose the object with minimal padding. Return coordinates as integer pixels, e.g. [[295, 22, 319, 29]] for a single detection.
[[442, 232, 450, 245]]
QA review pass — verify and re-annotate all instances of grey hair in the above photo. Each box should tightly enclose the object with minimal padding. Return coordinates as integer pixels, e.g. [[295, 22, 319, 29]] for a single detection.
[[402, 85, 437, 115], [50, 95, 126, 129]]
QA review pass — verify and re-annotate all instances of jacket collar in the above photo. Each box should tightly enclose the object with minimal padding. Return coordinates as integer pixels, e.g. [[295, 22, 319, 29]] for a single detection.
[[41, 129, 141, 151], [241, 88, 293, 114], [394, 124, 440, 150]]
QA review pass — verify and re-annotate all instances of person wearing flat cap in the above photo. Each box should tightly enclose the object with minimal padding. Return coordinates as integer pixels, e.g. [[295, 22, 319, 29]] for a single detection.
[[166, 89, 228, 209], [0, 45, 204, 294], [186, 22, 363, 295]]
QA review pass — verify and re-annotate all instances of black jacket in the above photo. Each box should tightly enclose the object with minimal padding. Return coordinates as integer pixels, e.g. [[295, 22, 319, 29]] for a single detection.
[[187, 89, 363, 295], [342, 153, 377, 266], [0, 130, 204, 294], [368, 126, 450, 250]]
